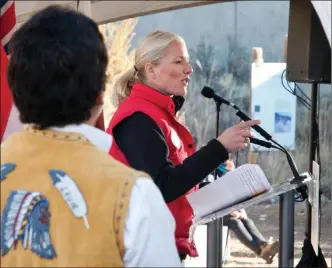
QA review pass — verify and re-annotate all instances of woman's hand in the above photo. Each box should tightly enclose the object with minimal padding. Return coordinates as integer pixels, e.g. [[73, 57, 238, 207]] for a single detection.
[[217, 120, 261, 153]]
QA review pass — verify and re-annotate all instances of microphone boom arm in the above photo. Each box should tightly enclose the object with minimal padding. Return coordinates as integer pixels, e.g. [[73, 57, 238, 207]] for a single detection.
[[201, 86, 308, 199], [250, 137, 308, 200]]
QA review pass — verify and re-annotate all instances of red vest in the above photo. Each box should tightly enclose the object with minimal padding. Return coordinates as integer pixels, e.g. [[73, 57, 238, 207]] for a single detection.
[[107, 82, 199, 257]]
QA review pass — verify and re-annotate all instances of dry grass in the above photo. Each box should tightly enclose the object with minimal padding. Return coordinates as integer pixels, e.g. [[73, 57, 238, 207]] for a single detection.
[[183, 73, 251, 164], [99, 19, 138, 125]]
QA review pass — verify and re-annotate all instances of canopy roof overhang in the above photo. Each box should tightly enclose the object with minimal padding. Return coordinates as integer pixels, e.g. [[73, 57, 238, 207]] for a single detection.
[[15, 1, 223, 25], [14, 0, 330, 47]]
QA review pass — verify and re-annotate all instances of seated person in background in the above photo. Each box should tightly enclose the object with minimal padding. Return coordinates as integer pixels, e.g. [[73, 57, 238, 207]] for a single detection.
[[0, 6, 181, 267], [218, 158, 279, 264]]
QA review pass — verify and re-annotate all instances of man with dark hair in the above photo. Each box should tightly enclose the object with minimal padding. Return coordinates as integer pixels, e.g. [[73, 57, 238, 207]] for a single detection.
[[7, 5, 107, 129], [1, 5, 181, 267]]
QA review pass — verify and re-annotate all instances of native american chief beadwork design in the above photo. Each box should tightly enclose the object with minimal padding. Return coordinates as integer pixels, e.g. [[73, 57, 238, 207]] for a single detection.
[[0, 163, 16, 181], [1, 190, 57, 259]]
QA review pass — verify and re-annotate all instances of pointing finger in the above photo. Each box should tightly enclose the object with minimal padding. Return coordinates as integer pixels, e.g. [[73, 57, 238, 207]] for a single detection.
[[241, 120, 261, 127]]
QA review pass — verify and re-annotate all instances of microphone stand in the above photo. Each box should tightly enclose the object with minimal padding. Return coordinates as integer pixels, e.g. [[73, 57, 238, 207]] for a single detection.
[[306, 82, 319, 241], [235, 110, 307, 267], [202, 86, 312, 266], [207, 99, 223, 268]]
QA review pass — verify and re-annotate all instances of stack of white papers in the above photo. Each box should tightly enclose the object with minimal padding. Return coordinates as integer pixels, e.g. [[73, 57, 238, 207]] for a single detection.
[[186, 164, 271, 219]]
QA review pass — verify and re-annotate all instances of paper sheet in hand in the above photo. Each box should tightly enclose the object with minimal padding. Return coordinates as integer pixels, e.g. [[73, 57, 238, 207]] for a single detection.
[[186, 164, 271, 219]]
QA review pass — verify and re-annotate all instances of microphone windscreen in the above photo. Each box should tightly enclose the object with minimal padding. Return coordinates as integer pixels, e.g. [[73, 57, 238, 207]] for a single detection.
[[201, 86, 215, 99]]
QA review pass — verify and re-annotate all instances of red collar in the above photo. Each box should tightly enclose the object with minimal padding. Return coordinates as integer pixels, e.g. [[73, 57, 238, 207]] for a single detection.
[[130, 82, 176, 115]]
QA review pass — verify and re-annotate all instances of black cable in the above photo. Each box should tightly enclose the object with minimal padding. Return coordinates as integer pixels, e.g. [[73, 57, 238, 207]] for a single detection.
[[283, 70, 311, 104], [281, 70, 311, 109], [281, 70, 294, 95], [294, 84, 312, 108], [295, 83, 311, 101]]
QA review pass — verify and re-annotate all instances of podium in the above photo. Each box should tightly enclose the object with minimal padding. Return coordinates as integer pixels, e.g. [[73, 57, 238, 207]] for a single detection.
[[189, 173, 319, 268]]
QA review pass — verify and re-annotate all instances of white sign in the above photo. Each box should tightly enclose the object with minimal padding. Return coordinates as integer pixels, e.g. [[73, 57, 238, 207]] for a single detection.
[[250, 62, 297, 151]]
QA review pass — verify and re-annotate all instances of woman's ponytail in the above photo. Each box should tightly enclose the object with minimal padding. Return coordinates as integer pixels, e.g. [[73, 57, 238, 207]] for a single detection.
[[112, 67, 137, 107]]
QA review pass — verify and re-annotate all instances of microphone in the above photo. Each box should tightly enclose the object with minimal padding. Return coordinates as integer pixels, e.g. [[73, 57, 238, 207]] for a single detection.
[[250, 137, 274, 149], [201, 86, 308, 198], [201, 86, 240, 109], [201, 86, 272, 141]]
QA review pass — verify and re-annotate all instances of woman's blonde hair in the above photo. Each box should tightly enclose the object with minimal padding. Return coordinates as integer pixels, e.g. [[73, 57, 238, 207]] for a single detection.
[[112, 30, 184, 106]]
